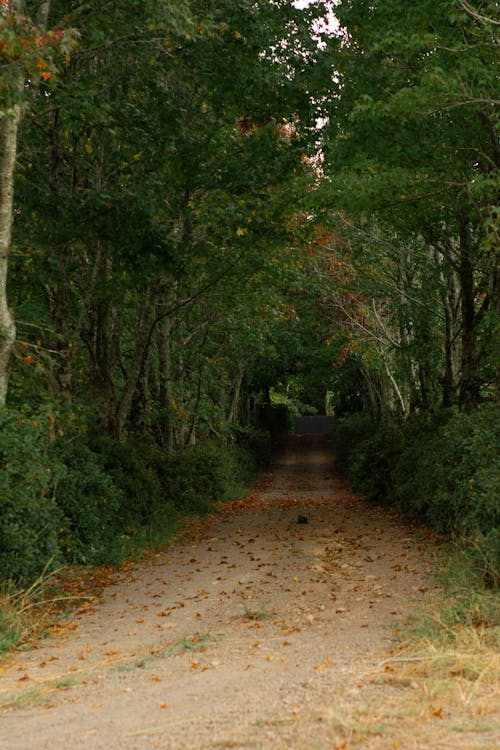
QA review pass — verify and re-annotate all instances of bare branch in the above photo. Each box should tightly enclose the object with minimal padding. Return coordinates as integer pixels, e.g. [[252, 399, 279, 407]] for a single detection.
[[459, 0, 500, 27]]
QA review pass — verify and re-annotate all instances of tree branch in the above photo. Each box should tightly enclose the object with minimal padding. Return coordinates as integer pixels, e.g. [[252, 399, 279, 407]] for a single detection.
[[459, 0, 500, 27]]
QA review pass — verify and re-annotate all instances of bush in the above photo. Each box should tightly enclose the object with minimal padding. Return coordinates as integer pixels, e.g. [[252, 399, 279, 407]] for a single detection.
[[437, 405, 499, 535], [348, 421, 404, 505], [0, 406, 63, 584], [52, 440, 129, 564], [388, 410, 454, 526], [235, 427, 272, 474], [87, 434, 168, 523], [160, 443, 241, 514], [334, 404, 500, 585], [332, 413, 376, 472], [1, 411, 270, 585]]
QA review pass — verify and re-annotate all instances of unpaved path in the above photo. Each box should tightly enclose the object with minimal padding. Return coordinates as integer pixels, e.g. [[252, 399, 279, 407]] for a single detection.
[[1, 435, 439, 749]]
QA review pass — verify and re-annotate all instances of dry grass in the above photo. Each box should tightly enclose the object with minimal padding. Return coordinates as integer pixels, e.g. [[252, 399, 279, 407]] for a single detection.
[[0, 563, 94, 654], [308, 565, 500, 750]]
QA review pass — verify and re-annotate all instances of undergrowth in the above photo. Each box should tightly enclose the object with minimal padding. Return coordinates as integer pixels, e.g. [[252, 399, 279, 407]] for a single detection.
[[380, 546, 500, 740], [0, 563, 93, 654], [319, 545, 500, 749], [0, 404, 271, 586], [0, 413, 271, 652], [332, 403, 500, 586]]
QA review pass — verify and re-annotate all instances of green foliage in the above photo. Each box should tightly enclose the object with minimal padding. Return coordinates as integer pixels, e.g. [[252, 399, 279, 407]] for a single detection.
[[86, 436, 168, 524], [258, 404, 295, 437], [52, 440, 129, 565], [314, 0, 499, 413], [160, 442, 252, 515], [347, 421, 404, 505], [53, 434, 267, 563], [387, 411, 454, 523], [389, 405, 500, 536], [0, 407, 63, 584], [235, 427, 272, 473], [0, 410, 269, 583], [334, 404, 500, 585], [413, 542, 499, 642], [332, 412, 376, 474]]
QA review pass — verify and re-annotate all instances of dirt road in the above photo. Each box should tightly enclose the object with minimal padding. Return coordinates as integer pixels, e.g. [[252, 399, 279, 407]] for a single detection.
[[1, 435, 439, 749]]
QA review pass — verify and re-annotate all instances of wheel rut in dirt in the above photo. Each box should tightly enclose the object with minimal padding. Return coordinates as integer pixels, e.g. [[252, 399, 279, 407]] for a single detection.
[[0, 435, 436, 749]]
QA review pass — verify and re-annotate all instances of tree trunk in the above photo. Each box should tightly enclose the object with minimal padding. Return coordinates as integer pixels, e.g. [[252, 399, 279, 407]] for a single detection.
[[360, 365, 381, 420], [381, 351, 410, 418], [184, 332, 208, 447], [458, 214, 480, 409], [0, 0, 52, 406], [0, 102, 21, 406], [157, 316, 175, 450], [116, 296, 156, 438], [129, 357, 149, 433], [433, 245, 460, 408], [227, 365, 244, 425], [80, 244, 120, 433]]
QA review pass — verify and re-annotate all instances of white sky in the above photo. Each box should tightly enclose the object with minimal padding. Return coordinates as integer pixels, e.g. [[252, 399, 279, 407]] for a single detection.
[[293, 0, 339, 35]]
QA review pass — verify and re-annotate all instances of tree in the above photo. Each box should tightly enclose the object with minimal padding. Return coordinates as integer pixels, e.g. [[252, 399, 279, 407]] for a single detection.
[[0, 0, 72, 405], [315, 0, 499, 412], [8, 0, 328, 438]]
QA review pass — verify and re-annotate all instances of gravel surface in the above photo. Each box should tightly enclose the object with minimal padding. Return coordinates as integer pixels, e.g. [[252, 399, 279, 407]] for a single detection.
[[0, 435, 445, 749]]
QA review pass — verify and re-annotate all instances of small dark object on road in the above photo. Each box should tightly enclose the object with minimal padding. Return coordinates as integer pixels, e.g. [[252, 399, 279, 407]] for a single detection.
[[297, 515, 308, 524]]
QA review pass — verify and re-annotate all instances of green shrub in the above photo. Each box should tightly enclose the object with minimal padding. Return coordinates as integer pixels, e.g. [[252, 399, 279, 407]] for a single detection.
[[87, 434, 168, 523], [235, 427, 272, 473], [332, 413, 376, 471], [0, 406, 63, 584], [334, 404, 500, 585], [388, 410, 454, 526], [348, 421, 404, 505], [1, 409, 270, 585], [436, 405, 499, 535], [160, 443, 237, 513], [333, 414, 402, 504], [53, 440, 128, 564]]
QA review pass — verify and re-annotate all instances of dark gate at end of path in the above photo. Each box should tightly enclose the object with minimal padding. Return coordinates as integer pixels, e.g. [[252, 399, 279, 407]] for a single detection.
[[294, 415, 335, 435]]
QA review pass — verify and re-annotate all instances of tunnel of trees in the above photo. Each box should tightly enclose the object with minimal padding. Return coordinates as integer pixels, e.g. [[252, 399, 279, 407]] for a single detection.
[[0, 0, 498, 585]]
